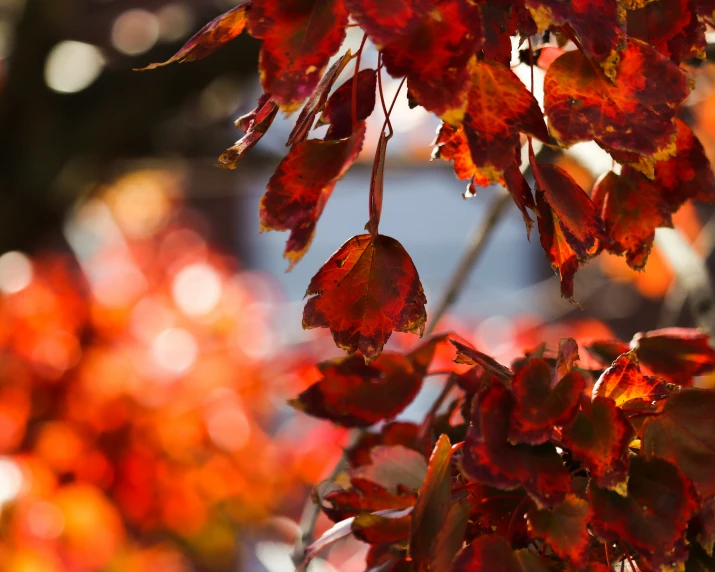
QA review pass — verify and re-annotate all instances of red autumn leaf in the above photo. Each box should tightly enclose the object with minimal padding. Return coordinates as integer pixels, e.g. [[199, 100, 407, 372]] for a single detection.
[[352, 507, 413, 544], [137, 2, 249, 70], [289, 336, 441, 427], [508, 357, 586, 444], [260, 123, 365, 268], [651, 119, 715, 208], [527, 494, 593, 564], [481, 1, 536, 66], [462, 383, 571, 507], [287, 51, 352, 146], [591, 170, 672, 270], [632, 328, 715, 383], [544, 39, 690, 162], [322, 478, 416, 522], [348, 0, 483, 119], [431, 123, 491, 191], [586, 339, 631, 366], [318, 69, 378, 140], [217, 94, 279, 169], [303, 234, 427, 362], [347, 422, 423, 467], [533, 162, 606, 302], [590, 456, 698, 558], [562, 397, 633, 490], [453, 534, 549, 571], [247, 0, 349, 110], [450, 339, 513, 381], [366, 131, 388, 236], [526, 0, 626, 78], [592, 350, 672, 407], [462, 60, 550, 182], [503, 163, 536, 239], [642, 388, 715, 497], [627, 0, 705, 64], [466, 485, 530, 543], [410, 435, 469, 571], [555, 337, 580, 379], [694, 498, 715, 556]]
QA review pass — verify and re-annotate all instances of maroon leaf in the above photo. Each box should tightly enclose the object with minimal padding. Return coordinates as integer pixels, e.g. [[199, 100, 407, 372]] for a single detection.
[[217, 94, 279, 169], [318, 69, 378, 140]]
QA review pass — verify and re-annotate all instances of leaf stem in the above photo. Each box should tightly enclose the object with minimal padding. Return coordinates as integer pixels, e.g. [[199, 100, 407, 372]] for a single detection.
[[351, 34, 368, 133]]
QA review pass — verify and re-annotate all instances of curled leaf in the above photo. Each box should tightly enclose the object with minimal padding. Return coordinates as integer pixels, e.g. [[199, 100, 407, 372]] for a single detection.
[[217, 94, 279, 169]]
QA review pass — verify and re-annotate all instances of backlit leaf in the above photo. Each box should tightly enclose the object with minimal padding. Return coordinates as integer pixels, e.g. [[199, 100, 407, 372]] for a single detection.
[[642, 388, 715, 497], [508, 357, 586, 444], [431, 123, 491, 191], [528, 494, 592, 564], [463, 60, 550, 182], [591, 169, 672, 269], [526, 0, 626, 78], [318, 68, 378, 140], [260, 123, 365, 268], [627, 0, 705, 63], [562, 397, 633, 490], [287, 51, 352, 146], [137, 2, 249, 70], [322, 478, 416, 522], [450, 339, 513, 381], [533, 163, 606, 302], [217, 94, 279, 169], [592, 350, 672, 407], [248, 0, 349, 110], [462, 383, 571, 507], [544, 39, 690, 161], [590, 456, 698, 557], [632, 328, 715, 383], [503, 163, 536, 239], [303, 234, 427, 362]]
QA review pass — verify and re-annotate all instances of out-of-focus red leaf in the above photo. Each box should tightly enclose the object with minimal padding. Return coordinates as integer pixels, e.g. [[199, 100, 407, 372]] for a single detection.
[[591, 170, 672, 269], [632, 328, 715, 383], [556, 338, 580, 379], [303, 234, 426, 362], [590, 456, 698, 559], [528, 494, 592, 564], [544, 39, 690, 162], [586, 339, 631, 366], [562, 397, 633, 490], [410, 435, 467, 570], [627, 0, 705, 63], [431, 123, 491, 192], [348, 0, 483, 119], [347, 422, 423, 467], [260, 123, 365, 268], [533, 162, 605, 302], [318, 69, 378, 140], [463, 60, 550, 182], [217, 94, 279, 169], [287, 51, 352, 146], [508, 357, 586, 444], [137, 2, 249, 70], [453, 534, 549, 571], [248, 0, 349, 110], [450, 339, 513, 381], [526, 0, 626, 78], [462, 383, 571, 507], [642, 388, 715, 497], [592, 351, 673, 407], [503, 164, 536, 239], [653, 119, 715, 207], [289, 353, 424, 427], [322, 478, 416, 522], [693, 498, 715, 556], [353, 446, 428, 493]]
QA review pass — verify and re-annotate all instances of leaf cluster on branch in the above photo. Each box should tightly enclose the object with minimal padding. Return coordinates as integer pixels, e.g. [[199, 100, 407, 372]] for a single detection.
[[139, 0, 715, 569]]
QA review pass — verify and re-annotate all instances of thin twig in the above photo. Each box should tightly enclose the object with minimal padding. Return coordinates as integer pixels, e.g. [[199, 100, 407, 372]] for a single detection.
[[425, 192, 512, 336]]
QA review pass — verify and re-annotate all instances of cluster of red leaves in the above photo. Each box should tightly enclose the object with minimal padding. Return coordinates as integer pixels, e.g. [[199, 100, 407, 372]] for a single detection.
[[294, 329, 715, 570], [140, 2, 715, 570], [142, 0, 715, 364], [0, 173, 346, 571]]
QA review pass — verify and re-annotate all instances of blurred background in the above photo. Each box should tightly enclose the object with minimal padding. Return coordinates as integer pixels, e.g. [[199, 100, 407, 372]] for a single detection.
[[0, 0, 714, 570]]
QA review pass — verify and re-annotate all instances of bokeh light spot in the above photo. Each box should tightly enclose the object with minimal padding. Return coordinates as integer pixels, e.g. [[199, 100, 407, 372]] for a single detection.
[[44, 41, 104, 94], [111, 9, 160, 56], [0, 251, 32, 294], [172, 263, 223, 317]]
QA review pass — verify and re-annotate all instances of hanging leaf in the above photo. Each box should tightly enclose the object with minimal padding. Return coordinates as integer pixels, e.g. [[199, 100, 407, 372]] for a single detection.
[[137, 1, 249, 70], [217, 94, 279, 169], [260, 123, 365, 268], [318, 69, 378, 140], [303, 234, 427, 362]]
